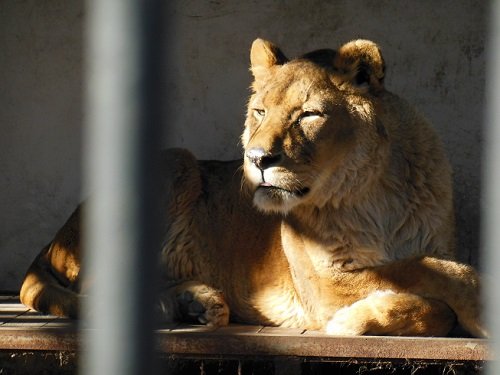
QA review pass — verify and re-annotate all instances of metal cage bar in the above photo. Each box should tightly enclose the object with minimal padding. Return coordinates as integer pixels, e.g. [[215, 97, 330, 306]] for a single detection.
[[484, 1, 500, 373], [80, 1, 164, 374]]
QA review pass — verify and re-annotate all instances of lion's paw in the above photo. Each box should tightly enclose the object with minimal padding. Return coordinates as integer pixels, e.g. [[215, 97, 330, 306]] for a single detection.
[[176, 284, 230, 327], [326, 305, 367, 336]]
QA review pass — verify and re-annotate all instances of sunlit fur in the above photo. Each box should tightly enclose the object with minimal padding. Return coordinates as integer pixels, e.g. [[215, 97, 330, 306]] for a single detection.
[[19, 39, 487, 337], [242, 39, 455, 271]]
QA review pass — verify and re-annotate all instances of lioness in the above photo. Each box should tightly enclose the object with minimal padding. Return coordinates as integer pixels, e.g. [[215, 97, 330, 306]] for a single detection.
[[20, 39, 486, 337]]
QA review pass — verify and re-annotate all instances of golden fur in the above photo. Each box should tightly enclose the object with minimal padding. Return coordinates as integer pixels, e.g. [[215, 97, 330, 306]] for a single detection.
[[20, 39, 486, 337]]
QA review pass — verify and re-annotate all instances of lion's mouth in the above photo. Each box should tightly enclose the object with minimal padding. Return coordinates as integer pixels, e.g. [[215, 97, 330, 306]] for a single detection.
[[258, 182, 310, 197]]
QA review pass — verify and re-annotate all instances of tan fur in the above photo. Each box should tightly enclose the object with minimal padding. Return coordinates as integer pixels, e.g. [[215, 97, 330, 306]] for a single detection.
[[20, 39, 486, 337]]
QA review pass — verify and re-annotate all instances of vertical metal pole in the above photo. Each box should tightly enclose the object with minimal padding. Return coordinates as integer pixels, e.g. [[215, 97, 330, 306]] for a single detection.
[[484, 1, 500, 373], [81, 0, 164, 374]]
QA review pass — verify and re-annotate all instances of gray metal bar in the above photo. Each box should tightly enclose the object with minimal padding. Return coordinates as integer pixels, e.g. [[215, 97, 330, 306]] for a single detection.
[[483, 1, 500, 373], [80, 0, 164, 374]]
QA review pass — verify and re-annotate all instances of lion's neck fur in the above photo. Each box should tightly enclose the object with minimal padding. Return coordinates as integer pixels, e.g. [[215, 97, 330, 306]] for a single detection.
[[290, 137, 391, 242], [280, 142, 405, 276]]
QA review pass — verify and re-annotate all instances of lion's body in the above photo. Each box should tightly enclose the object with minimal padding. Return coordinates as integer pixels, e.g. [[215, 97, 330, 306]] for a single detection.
[[20, 39, 486, 337]]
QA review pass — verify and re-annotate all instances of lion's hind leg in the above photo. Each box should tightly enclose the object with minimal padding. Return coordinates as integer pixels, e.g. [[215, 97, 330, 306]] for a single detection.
[[157, 280, 230, 327], [20, 248, 80, 319], [326, 290, 455, 336]]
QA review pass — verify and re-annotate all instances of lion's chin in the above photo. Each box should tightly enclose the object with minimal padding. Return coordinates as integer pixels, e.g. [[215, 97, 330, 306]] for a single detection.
[[252, 185, 310, 214]]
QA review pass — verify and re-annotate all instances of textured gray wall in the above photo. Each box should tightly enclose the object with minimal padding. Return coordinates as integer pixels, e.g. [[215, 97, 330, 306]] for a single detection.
[[0, 0, 486, 290]]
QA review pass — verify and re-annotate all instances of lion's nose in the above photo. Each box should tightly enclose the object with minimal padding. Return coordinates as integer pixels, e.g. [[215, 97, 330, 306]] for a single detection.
[[246, 147, 282, 170]]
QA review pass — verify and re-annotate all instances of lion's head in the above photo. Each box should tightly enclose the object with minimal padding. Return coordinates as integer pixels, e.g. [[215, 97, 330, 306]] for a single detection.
[[242, 38, 390, 214]]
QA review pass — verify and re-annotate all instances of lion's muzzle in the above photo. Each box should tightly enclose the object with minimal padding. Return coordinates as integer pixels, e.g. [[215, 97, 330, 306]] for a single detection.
[[245, 147, 283, 171]]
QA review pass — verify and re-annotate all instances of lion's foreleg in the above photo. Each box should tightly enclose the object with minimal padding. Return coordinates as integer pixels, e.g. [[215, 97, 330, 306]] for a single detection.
[[326, 290, 455, 336]]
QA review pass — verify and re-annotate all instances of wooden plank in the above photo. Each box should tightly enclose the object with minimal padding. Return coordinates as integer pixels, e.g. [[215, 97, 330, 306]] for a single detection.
[[157, 327, 491, 361], [0, 298, 491, 361], [42, 318, 75, 328], [2, 310, 62, 328], [0, 327, 78, 351], [0, 303, 30, 312], [0, 312, 27, 324], [0, 323, 491, 361], [0, 295, 21, 303], [258, 326, 305, 336], [0, 303, 31, 323], [211, 324, 263, 335], [163, 324, 219, 334]]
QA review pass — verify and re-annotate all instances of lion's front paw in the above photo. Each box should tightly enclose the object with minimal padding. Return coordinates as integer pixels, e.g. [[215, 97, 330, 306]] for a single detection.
[[176, 284, 230, 327], [326, 305, 367, 336]]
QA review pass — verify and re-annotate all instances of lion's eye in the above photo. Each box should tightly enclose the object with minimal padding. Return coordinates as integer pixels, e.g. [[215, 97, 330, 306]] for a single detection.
[[253, 108, 266, 119], [297, 111, 322, 125]]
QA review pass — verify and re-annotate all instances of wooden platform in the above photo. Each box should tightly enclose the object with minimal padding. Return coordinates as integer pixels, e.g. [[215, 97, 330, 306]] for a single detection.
[[0, 295, 491, 363]]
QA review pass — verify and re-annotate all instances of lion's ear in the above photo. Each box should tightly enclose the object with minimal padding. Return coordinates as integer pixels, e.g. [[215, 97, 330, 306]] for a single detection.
[[250, 38, 288, 82], [333, 40, 385, 93]]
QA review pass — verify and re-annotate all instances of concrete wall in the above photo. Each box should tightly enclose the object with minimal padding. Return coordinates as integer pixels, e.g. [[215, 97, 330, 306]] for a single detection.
[[0, 0, 486, 291]]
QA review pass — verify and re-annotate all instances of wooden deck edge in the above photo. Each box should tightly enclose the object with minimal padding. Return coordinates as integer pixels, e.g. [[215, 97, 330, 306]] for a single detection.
[[0, 326, 491, 362], [0, 327, 78, 352], [157, 330, 491, 361]]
